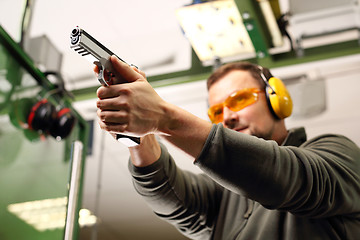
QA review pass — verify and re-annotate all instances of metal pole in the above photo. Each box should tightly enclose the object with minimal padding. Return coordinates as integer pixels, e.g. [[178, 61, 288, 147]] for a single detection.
[[64, 141, 83, 240]]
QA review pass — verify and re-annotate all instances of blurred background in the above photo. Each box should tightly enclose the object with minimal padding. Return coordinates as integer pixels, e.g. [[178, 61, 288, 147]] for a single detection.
[[1, 0, 360, 239]]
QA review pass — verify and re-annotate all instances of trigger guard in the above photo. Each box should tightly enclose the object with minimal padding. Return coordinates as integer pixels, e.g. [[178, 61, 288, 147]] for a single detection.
[[94, 61, 108, 86], [100, 58, 115, 85]]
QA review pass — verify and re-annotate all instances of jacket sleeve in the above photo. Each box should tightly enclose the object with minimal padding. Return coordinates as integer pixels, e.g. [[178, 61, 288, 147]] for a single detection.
[[128, 143, 223, 239], [195, 124, 360, 218]]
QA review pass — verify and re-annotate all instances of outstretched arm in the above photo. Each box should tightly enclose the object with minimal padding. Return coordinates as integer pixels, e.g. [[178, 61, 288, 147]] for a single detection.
[[96, 56, 212, 166]]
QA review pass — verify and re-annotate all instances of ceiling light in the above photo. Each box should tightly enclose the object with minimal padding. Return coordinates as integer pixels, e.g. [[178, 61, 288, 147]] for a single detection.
[[7, 197, 97, 231], [175, 0, 255, 62]]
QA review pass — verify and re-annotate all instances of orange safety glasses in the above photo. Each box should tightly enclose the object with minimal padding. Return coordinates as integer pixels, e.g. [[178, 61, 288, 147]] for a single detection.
[[208, 88, 264, 124]]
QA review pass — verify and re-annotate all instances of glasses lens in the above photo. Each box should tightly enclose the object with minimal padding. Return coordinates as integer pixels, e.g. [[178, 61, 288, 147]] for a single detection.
[[208, 88, 260, 124], [208, 104, 223, 124], [226, 89, 259, 112]]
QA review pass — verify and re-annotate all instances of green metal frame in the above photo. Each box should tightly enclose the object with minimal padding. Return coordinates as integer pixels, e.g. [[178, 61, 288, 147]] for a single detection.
[[234, 0, 272, 60], [0, 24, 89, 240]]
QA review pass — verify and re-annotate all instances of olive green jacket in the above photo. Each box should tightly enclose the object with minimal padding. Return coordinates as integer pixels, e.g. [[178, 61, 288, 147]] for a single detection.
[[129, 125, 360, 239]]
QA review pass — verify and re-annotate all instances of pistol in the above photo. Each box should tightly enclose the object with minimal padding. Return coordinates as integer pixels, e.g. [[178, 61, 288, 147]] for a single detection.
[[70, 27, 140, 147]]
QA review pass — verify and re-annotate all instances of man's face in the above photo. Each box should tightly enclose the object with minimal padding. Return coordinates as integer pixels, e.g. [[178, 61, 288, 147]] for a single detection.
[[208, 69, 278, 140]]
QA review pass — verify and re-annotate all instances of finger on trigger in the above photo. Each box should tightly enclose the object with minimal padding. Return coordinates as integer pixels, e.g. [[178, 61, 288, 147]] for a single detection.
[[110, 55, 142, 83]]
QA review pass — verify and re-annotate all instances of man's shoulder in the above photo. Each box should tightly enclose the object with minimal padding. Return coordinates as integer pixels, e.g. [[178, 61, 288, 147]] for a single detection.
[[302, 132, 360, 158]]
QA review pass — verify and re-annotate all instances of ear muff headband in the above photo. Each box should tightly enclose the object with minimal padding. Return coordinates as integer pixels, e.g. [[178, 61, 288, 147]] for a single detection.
[[258, 66, 293, 119]]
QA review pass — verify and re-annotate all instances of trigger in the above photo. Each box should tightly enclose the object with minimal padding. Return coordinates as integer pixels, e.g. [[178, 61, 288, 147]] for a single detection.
[[94, 61, 108, 86]]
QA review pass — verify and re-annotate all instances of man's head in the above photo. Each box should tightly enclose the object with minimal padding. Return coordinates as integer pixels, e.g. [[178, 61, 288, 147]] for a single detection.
[[206, 62, 290, 144], [207, 62, 272, 90]]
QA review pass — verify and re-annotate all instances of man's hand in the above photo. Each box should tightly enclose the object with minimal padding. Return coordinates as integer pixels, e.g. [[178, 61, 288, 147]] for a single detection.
[[96, 56, 168, 137], [93, 56, 145, 84], [95, 55, 212, 160]]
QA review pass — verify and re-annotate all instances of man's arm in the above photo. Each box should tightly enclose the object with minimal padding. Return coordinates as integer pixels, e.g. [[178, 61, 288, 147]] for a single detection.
[[128, 142, 223, 239], [196, 125, 360, 218], [126, 134, 160, 167], [96, 56, 212, 165]]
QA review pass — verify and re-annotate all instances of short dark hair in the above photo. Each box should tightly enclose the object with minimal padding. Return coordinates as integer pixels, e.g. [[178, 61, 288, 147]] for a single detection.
[[206, 62, 273, 90]]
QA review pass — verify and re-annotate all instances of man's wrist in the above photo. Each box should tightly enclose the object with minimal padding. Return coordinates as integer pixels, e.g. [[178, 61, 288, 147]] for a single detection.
[[129, 134, 161, 167]]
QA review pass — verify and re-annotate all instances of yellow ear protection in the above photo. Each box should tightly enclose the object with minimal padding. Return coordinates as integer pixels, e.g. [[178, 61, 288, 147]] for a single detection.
[[258, 66, 293, 119]]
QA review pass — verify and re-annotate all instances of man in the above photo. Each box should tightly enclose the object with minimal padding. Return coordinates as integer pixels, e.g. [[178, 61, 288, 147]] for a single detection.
[[96, 56, 360, 239]]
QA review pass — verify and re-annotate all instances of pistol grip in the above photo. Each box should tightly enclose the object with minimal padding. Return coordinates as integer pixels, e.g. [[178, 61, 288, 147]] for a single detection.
[[94, 60, 141, 147]]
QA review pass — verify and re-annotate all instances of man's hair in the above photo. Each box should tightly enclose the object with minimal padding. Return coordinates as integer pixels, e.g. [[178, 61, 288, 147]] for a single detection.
[[206, 62, 273, 90]]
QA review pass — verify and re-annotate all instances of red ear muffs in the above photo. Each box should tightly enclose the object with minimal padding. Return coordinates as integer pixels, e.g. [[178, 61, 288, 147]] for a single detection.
[[27, 99, 57, 133], [27, 99, 76, 140], [49, 107, 76, 140]]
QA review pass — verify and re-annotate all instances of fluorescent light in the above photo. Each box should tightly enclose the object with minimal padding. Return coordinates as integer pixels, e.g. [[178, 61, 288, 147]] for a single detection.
[[79, 208, 98, 226], [176, 0, 255, 62], [7, 197, 97, 231]]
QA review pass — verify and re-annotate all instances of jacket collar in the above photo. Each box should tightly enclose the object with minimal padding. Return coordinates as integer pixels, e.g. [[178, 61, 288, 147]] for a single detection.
[[282, 127, 307, 147]]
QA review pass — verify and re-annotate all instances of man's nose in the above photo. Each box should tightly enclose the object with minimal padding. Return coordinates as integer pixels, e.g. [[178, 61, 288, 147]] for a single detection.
[[223, 106, 238, 127]]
